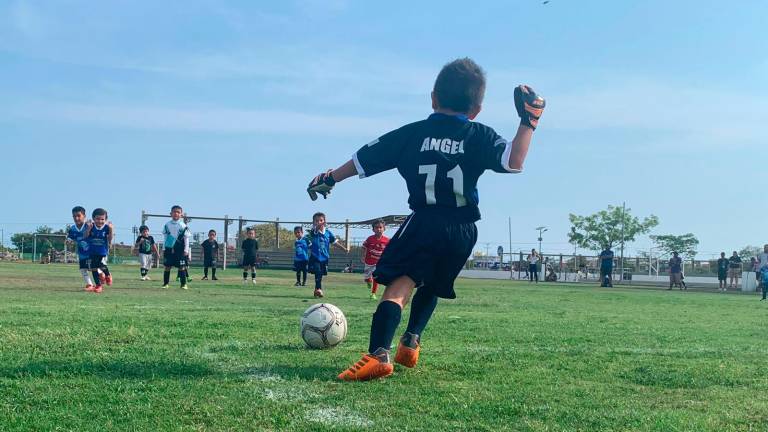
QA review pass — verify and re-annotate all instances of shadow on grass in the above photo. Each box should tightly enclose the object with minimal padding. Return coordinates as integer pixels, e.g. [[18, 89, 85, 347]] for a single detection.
[[0, 359, 216, 380], [260, 364, 341, 381]]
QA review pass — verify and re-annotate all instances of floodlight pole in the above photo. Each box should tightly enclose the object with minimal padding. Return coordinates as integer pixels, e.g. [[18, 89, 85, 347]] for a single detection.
[[508, 217, 513, 280], [536, 226, 548, 256]]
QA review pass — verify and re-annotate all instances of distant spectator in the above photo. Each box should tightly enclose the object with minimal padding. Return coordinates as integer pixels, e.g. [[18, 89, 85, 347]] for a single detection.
[[758, 245, 768, 301], [527, 249, 539, 283], [716, 252, 729, 292], [728, 251, 742, 290], [599, 245, 614, 287], [668, 252, 683, 290]]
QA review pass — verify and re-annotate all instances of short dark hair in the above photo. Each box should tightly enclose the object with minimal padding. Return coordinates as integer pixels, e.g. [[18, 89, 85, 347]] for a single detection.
[[312, 212, 326, 222], [139, 225, 149, 232], [372, 219, 385, 229], [171, 205, 183, 212], [71, 206, 86, 215], [246, 227, 254, 232], [433, 58, 486, 113], [294, 226, 304, 233], [208, 229, 216, 235], [92, 208, 107, 218]]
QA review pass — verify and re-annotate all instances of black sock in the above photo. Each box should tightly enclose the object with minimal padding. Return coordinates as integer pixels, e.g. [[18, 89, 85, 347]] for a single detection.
[[141, 268, 147, 277], [204, 267, 209, 277], [180, 271, 187, 286], [92, 271, 100, 284], [406, 289, 438, 336], [243, 271, 248, 280], [211, 268, 216, 277], [164, 270, 170, 285], [302, 270, 307, 285], [251, 272, 256, 280], [102, 266, 110, 277], [315, 274, 322, 289], [369, 300, 402, 354], [296, 271, 301, 283]]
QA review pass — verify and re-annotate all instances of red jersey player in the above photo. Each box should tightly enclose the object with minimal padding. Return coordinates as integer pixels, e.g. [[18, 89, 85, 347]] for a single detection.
[[361, 219, 389, 300]]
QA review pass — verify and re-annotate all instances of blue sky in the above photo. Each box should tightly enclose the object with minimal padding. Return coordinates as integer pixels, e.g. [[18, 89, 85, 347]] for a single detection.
[[1, 0, 766, 258]]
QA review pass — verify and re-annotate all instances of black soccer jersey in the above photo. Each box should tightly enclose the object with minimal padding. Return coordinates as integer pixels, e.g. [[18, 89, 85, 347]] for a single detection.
[[242, 238, 259, 259], [135, 235, 155, 255], [201, 239, 219, 260], [353, 113, 517, 222]]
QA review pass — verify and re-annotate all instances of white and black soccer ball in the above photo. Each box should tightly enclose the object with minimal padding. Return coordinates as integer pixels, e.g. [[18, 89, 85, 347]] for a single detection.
[[300, 303, 347, 349]]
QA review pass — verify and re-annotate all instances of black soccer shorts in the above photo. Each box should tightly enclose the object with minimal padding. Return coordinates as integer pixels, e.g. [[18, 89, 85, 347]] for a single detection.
[[293, 260, 308, 272], [307, 257, 328, 276], [242, 256, 257, 267], [204, 257, 216, 268], [373, 210, 477, 299], [89, 254, 107, 269], [163, 249, 186, 268], [78, 258, 90, 270]]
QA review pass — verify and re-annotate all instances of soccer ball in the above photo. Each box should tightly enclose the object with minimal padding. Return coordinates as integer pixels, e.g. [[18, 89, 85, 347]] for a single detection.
[[300, 303, 347, 349]]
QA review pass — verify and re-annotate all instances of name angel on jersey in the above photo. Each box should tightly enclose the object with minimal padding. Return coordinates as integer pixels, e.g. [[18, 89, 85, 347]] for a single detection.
[[420, 137, 465, 155]]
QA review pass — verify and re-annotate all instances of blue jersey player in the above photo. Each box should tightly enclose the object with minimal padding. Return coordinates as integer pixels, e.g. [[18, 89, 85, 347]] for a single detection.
[[304, 212, 348, 298], [293, 226, 310, 287], [307, 58, 545, 381], [67, 206, 99, 291], [84, 208, 114, 293]]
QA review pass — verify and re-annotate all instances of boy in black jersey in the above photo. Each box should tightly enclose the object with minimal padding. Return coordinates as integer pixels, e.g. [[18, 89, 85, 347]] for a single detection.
[[241, 228, 259, 284], [307, 58, 545, 381], [201, 230, 219, 280]]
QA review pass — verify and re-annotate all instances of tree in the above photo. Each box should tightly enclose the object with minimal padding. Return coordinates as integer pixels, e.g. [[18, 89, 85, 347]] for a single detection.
[[568, 205, 659, 252], [738, 245, 762, 259], [650, 233, 699, 259], [11, 226, 67, 254]]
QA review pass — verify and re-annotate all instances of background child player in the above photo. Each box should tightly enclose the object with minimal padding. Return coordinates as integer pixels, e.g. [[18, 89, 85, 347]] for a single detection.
[[201, 230, 219, 281], [85, 208, 114, 294], [67, 206, 97, 291], [241, 228, 259, 284], [304, 212, 348, 298], [177, 215, 193, 283], [293, 226, 309, 286], [161, 205, 191, 289], [133, 225, 158, 281], [361, 219, 390, 300], [307, 58, 544, 381]]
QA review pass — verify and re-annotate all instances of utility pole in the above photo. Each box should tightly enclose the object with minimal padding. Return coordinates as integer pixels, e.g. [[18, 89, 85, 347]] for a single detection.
[[619, 202, 626, 283], [508, 217, 513, 279], [536, 226, 548, 255]]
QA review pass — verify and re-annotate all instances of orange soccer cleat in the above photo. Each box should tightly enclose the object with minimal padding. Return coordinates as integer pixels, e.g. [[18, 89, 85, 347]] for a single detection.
[[313, 289, 324, 298], [98, 272, 106, 285], [337, 350, 393, 381], [105, 275, 113, 286], [84, 284, 96, 292], [394, 332, 421, 368], [93, 285, 103, 294]]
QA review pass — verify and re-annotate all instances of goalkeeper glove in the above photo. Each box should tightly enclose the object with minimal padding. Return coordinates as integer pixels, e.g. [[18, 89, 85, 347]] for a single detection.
[[307, 170, 336, 201], [514, 85, 546, 130]]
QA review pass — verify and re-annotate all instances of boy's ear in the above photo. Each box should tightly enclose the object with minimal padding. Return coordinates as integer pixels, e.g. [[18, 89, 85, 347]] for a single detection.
[[468, 104, 482, 120]]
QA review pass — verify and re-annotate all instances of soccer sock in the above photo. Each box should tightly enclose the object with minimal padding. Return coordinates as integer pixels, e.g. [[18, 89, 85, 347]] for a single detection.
[[251, 272, 256, 280], [81, 269, 91, 285], [368, 300, 402, 354], [92, 270, 101, 285], [315, 273, 323, 289], [163, 270, 171, 285], [301, 270, 307, 285], [141, 268, 147, 277], [243, 271, 248, 280], [366, 279, 372, 290], [211, 268, 216, 278], [102, 266, 110, 277], [296, 271, 301, 283], [406, 289, 438, 336], [180, 271, 187, 286], [372, 280, 379, 294], [204, 267, 209, 277]]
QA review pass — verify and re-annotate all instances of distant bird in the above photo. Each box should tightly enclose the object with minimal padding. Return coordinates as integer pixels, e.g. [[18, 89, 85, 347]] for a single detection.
[[543, 1, 550, 4]]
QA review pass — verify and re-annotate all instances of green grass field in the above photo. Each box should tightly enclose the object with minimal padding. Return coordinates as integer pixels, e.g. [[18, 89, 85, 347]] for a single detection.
[[0, 262, 766, 431]]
